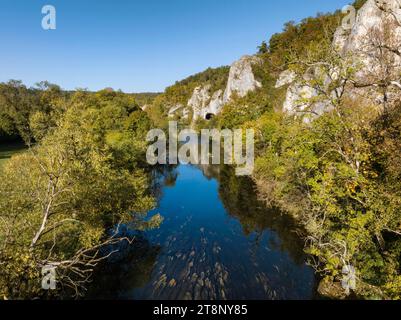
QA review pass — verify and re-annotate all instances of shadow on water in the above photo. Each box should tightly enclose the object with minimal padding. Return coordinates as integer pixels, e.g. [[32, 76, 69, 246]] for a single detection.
[[89, 164, 317, 300], [215, 165, 308, 265], [87, 232, 162, 299]]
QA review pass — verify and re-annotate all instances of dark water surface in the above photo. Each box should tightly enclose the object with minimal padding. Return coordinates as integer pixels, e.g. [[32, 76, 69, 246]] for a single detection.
[[90, 164, 316, 300]]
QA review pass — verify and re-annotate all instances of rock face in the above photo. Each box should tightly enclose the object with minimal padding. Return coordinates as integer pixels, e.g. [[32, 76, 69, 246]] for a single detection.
[[188, 85, 212, 120], [282, 84, 332, 120], [275, 70, 296, 88], [172, 55, 262, 121], [274, 70, 323, 118], [337, 0, 401, 85], [188, 86, 225, 121], [276, 68, 333, 119], [222, 55, 262, 103], [335, 0, 401, 53], [282, 84, 315, 114], [278, 0, 401, 118], [167, 104, 188, 120], [182, 108, 190, 120]]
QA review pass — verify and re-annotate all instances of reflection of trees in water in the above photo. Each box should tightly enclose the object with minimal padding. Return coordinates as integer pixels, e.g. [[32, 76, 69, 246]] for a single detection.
[[202, 164, 307, 265], [87, 232, 161, 299], [88, 166, 181, 299], [89, 164, 312, 299], [194, 163, 221, 180], [150, 165, 179, 201]]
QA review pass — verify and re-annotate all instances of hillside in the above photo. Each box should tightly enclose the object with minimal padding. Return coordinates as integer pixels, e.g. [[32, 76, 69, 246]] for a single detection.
[[144, 0, 401, 300], [145, 1, 350, 128]]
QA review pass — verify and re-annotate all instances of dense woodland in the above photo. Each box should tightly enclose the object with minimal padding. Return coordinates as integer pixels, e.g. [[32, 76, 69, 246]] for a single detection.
[[0, 85, 162, 298], [2, 0, 401, 300]]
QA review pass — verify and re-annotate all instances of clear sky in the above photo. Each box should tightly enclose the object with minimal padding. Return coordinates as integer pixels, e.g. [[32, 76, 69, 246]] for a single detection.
[[0, 0, 352, 93]]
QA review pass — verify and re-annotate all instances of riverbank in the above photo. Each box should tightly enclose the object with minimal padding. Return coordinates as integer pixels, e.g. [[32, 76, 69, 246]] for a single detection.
[[0, 142, 26, 167]]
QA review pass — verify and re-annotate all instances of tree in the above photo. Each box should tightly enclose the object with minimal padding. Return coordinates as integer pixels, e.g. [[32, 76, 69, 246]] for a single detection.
[[0, 81, 67, 144], [0, 90, 162, 299], [257, 41, 268, 54]]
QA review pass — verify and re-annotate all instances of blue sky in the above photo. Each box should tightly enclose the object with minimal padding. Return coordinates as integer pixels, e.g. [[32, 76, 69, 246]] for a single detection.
[[0, 0, 352, 92]]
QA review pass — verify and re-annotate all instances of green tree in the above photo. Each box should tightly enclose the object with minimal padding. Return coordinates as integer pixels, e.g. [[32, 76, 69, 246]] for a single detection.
[[257, 41, 268, 54], [0, 90, 161, 299]]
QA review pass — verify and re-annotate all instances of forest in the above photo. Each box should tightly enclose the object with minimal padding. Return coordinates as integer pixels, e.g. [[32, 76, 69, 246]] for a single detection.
[[0, 84, 162, 298]]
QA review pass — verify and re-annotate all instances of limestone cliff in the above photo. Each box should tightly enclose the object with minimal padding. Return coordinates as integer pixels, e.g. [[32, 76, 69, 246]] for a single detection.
[[222, 55, 262, 104], [334, 0, 401, 53], [277, 0, 401, 118], [188, 85, 224, 121], [171, 55, 262, 121]]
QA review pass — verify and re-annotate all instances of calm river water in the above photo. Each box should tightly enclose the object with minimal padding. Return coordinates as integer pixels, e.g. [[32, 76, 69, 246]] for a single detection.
[[89, 164, 316, 300]]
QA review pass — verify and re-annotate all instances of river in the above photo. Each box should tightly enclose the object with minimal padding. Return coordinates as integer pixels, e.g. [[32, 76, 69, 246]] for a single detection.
[[89, 163, 317, 300]]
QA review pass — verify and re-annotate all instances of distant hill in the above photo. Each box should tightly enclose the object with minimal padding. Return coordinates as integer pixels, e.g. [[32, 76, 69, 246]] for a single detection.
[[130, 92, 161, 107]]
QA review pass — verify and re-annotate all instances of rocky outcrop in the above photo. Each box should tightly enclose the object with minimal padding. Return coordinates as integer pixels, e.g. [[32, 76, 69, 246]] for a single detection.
[[275, 70, 296, 88], [223, 55, 262, 103], [190, 55, 262, 121], [188, 85, 221, 120], [281, 83, 332, 120], [278, 0, 401, 118], [335, 0, 401, 53], [336, 0, 401, 87], [182, 108, 190, 120], [171, 55, 262, 121], [276, 66, 332, 119], [276, 64, 336, 119], [168, 104, 185, 118]]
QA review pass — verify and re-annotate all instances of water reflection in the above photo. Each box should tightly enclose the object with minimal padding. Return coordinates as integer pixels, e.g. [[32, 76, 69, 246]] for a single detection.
[[216, 165, 308, 265], [89, 164, 316, 300], [88, 235, 161, 299]]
